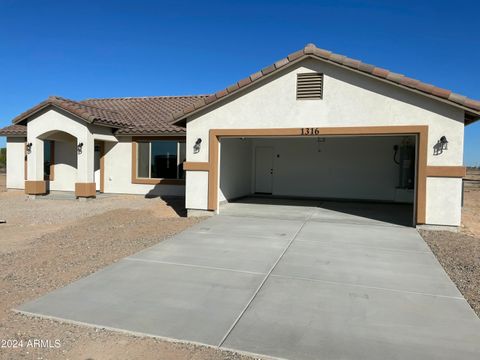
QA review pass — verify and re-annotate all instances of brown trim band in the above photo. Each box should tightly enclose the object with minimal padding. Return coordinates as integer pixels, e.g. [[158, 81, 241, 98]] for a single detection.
[[132, 136, 186, 142], [206, 126, 428, 225], [25, 180, 47, 195], [132, 178, 186, 185], [75, 182, 96, 198], [426, 166, 466, 178], [183, 162, 210, 171], [131, 137, 186, 186]]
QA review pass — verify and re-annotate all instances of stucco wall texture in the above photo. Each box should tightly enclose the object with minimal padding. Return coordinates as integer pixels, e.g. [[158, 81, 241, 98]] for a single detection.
[[185, 58, 465, 226], [8, 110, 185, 196]]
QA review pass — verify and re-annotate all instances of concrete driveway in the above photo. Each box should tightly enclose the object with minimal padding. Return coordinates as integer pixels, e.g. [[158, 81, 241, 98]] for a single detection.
[[17, 199, 480, 359]]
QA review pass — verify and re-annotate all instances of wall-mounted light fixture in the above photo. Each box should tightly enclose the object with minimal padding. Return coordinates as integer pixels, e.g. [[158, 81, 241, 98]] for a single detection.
[[77, 142, 84, 155], [433, 136, 449, 155], [26, 142, 32, 154], [439, 136, 448, 150], [193, 138, 202, 154]]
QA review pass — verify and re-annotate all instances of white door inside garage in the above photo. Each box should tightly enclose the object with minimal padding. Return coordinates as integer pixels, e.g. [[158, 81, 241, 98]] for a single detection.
[[255, 147, 274, 194], [218, 135, 417, 225]]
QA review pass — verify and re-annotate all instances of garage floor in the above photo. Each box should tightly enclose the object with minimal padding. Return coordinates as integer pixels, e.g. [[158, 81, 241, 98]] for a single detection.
[[16, 200, 480, 359]]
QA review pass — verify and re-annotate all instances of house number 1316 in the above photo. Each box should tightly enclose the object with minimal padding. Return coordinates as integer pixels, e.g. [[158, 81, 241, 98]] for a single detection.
[[301, 128, 320, 135]]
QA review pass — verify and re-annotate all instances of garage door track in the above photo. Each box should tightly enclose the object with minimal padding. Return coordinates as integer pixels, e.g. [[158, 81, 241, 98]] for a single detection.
[[17, 200, 480, 359]]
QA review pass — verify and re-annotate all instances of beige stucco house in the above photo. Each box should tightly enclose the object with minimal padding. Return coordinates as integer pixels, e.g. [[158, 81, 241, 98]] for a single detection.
[[1, 44, 479, 228]]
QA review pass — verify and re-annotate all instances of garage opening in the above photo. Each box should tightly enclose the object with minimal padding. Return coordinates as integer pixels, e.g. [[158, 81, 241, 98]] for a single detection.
[[218, 135, 417, 226]]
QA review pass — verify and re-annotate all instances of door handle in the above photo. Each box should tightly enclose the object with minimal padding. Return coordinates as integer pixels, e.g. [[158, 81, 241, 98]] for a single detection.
[[270, 169, 273, 175]]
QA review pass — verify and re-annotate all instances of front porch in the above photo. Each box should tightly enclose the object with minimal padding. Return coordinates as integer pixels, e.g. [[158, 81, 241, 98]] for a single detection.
[[24, 107, 116, 199]]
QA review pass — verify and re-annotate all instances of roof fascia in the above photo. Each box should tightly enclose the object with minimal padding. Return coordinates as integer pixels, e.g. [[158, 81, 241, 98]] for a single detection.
[[14, 103, 93, 126], [173, 54, 480, 124]]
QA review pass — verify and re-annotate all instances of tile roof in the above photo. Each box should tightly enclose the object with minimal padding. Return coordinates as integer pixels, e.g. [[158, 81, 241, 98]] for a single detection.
[[12, 96, 131, 128], [0, 124, 27, 136], [1, 95, 208, 136], [170, 43, 480, 124], [81, 96, 208, 135]]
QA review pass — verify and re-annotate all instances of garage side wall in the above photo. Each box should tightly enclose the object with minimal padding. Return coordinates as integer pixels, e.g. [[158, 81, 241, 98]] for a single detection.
[[185, 58, 465, 226], [6, 137, 25, 189], [219, 138, 252, 202]]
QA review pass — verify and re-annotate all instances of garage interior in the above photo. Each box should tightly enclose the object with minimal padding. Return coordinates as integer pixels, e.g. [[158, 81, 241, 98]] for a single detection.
[[219, 135, 417, 226]]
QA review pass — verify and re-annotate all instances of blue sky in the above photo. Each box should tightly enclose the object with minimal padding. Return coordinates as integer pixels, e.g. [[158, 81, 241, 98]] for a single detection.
[[0, 0, 478, 164]]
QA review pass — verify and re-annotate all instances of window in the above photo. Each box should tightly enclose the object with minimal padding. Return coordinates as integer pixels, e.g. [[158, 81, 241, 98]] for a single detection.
[[296, 72, 323, 99], [136, 139, 186, 180], [43, 140, 54, 180]]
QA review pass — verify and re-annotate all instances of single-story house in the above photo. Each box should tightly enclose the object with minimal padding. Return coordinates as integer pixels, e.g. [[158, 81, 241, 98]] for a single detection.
[[1, 44, 479, 228]]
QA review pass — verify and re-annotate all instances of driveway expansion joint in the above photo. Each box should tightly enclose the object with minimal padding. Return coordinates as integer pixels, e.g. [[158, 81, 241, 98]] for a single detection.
[[124, 257, 267, 276], [292, 239, 432, 254], [217, 210, 315, 347], [269, 274, 466, 300]]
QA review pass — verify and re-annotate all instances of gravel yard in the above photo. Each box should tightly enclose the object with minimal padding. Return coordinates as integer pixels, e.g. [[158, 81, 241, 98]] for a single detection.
[[421, 229, 480, 316], [0, 177, 254, 360], [420, 169, 480, 317]]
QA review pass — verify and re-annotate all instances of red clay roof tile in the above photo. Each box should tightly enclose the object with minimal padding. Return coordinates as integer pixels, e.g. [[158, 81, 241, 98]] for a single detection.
[[83, 95, 209, 135], [0, 124, 27, 136], [372, 67, 390, 78], [249, 71, 263, 81], [238, 77, 252, 87], [226, 83, 240, 93], [274, 58, 289, 68], [287, 50, 304, 61], [431, 87, 452, 99], [261, 64, 276, 75]]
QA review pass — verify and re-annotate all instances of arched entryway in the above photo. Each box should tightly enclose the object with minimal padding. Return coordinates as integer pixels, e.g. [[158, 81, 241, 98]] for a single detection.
[[38, 130, 78, 192], [25, 123, 99, 199]]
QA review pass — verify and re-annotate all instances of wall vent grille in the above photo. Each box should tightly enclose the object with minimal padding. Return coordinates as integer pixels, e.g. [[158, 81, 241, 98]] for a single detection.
[[296, 73, 323, 99]]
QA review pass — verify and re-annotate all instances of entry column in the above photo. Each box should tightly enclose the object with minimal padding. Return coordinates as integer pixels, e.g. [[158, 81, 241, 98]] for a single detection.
[[25, 137, 47, 195], [75, 133, 96, 198]]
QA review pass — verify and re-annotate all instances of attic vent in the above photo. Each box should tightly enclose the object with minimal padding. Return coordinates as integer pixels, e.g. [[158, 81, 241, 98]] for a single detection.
[[296, 73, 323, 99]]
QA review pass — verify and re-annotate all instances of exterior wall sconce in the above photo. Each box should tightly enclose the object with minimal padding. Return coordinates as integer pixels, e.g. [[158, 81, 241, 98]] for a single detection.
[[193, 138, 202, 154], [433, 136, 448, 155], [77, 142, 84, 155], [440, 136, 448, 150], [26, 142, 32, 154]]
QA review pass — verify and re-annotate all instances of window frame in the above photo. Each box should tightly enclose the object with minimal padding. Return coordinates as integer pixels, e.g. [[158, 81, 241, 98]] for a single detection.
[[131, 136, 186, 185]]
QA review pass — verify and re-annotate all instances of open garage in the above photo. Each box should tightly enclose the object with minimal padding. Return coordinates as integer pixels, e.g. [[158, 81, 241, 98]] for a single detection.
[[178, 45, 469, 228], [219, 134, 417, 226]]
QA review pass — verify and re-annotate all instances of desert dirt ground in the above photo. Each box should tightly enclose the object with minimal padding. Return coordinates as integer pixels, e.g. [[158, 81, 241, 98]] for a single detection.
[[0, 172, 479, 359], [0, 175, 254, 360]]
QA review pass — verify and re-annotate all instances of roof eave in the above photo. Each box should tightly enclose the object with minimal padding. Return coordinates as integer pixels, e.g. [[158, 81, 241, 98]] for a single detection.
[[13, 102, 96, 126], [465, 113, 480, 126], [171, 52, 480, 125], [114, 129, 186, 136], [12, 102, 126, 130], [0, 133, 26, 137]]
